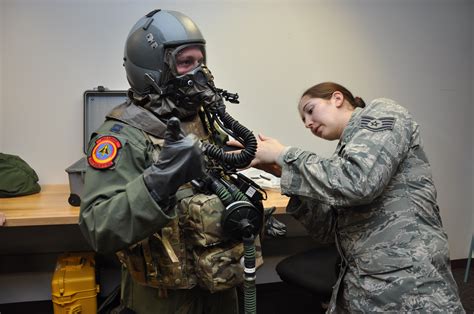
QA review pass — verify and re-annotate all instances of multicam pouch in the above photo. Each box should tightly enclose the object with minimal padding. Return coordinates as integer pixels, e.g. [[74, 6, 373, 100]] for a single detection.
[[179, 193, 227, 247], [118, 189, 264, 292], [179, 191, 265, 292], [193, 236, 264, 293], [117, 217, 197, 290], [116, 242, 148, 284]]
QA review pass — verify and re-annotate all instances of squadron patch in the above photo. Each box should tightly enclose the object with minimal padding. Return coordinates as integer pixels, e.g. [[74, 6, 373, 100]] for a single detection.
[[360, 116, 396, 132], [88, 136, 122, 169]]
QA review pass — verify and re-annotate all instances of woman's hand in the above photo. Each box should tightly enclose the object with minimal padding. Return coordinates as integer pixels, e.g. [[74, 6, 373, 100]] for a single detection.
[[254, 134, 286, 164], [226, 134, 286, 177]]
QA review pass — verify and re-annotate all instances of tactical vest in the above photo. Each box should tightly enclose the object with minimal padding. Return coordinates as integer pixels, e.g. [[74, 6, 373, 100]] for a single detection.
[[116, 114, 263, 293]]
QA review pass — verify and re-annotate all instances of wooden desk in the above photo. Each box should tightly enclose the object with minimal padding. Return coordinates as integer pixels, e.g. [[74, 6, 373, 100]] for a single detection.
[[0, 185, 289, 227], [262, 189, 289, 214], [0, 185, 80, 227]]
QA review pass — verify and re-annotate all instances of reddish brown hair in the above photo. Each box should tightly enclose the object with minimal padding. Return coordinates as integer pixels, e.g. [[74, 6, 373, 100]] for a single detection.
[[302, 82, 366, 108]]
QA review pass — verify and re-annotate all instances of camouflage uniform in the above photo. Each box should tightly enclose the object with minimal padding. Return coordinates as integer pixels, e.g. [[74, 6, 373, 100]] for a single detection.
[[79, 101, 238, 314], [280, 98, 465, 313]]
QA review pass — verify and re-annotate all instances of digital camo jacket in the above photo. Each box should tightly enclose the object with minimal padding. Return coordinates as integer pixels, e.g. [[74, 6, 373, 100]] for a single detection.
[[280, 98, 464, 313]]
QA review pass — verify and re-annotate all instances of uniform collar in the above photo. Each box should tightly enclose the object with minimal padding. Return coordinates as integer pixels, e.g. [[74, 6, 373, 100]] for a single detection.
[[106, 99, 168, 139], [336, 106, 365, 152], [106, 95, 207, 140]]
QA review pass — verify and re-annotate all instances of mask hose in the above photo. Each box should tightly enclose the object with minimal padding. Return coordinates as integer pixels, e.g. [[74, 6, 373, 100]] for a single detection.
[[165, 65, 257, 170], [202, 101, 257, 169]]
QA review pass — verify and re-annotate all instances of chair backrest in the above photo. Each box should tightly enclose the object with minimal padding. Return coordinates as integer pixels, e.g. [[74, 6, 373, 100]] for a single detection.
[[276, 245, 339, 298]]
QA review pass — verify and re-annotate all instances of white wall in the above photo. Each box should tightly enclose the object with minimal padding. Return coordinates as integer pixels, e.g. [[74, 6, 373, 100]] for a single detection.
[[0, 0, 472, 259]]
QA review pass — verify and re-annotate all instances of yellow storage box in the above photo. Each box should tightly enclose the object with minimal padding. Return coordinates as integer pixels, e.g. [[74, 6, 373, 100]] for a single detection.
[[51, 252, 100, 314]]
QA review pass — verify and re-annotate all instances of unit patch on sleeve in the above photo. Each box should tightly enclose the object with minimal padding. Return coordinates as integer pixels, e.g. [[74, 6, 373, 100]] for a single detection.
[[88, 136, 122, 169], [360, 116, 396, 132]]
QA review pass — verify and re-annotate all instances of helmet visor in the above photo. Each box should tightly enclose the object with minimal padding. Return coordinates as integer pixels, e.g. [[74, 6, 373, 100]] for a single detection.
[[170, 44, 205, 76]]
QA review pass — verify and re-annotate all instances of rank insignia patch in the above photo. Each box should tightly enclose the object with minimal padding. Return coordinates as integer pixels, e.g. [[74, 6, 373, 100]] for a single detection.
[[110, 123, 123, 134], [360, 116, 396, 132], [88, 136, 122, 169]]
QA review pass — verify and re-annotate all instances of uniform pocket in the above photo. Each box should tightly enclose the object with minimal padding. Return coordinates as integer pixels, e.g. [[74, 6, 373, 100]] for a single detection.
[[351, 249, 421, 311], [354, 250, 413, 276]]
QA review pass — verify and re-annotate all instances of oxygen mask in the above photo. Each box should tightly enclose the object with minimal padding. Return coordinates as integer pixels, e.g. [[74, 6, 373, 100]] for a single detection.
[[168, 64, 224, 112]]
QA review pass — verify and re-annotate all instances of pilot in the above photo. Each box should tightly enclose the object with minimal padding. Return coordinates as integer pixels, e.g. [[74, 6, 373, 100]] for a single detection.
[[79, 9, 242, 314]]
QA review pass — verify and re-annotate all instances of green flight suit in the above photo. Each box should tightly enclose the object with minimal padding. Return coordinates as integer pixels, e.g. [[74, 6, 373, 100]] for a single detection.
[[79, 109, 238, 314], [281, 98, 464, 313]]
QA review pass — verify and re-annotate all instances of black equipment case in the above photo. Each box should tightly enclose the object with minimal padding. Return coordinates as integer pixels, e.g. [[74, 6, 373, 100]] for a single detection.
[[65, 87, 128, 206]]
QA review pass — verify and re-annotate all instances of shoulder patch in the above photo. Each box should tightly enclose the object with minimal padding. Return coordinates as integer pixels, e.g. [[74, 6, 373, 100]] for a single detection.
[[88, 136, 122, 169], [360, 116, 396, 132]]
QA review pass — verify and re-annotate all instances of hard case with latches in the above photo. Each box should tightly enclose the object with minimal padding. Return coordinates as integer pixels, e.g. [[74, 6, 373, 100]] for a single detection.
[[51, 252, 100, 314], [65, 87, 127, 206]]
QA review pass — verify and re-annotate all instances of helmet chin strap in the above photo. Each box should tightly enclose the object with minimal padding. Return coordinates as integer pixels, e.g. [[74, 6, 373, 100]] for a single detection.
[[144, 73, 164, 95]]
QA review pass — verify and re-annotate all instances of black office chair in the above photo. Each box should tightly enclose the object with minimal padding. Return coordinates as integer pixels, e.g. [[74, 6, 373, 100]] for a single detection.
[[276, 245, 340, 309]]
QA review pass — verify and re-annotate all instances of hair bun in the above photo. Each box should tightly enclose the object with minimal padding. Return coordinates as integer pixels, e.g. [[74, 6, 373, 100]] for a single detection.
[[354, 96, 366, 108]]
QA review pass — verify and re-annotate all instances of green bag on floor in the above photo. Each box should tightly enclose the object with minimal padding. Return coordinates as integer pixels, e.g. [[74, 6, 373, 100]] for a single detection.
[[0, 153, 41, 197]]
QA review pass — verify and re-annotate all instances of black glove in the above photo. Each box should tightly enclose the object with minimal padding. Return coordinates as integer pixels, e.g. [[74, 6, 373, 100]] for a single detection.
[[264, 207, 287, 237], [143, 117, 205, 207]]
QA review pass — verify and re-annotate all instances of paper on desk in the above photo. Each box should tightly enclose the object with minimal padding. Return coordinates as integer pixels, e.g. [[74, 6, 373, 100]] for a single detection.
[[238, 167, 281, 190]]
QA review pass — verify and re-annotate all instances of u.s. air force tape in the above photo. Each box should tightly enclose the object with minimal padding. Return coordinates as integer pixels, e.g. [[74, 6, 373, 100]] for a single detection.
[[360, 116, 396, 132]]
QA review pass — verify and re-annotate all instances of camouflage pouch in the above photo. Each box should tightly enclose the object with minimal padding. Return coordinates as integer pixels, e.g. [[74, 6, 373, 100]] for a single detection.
[[179, 193, 226, 247], [116, 242, 148, 284], [116, 217, 197, 290], [146, 219, 197, 289], [193, 236, 264, 293]]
